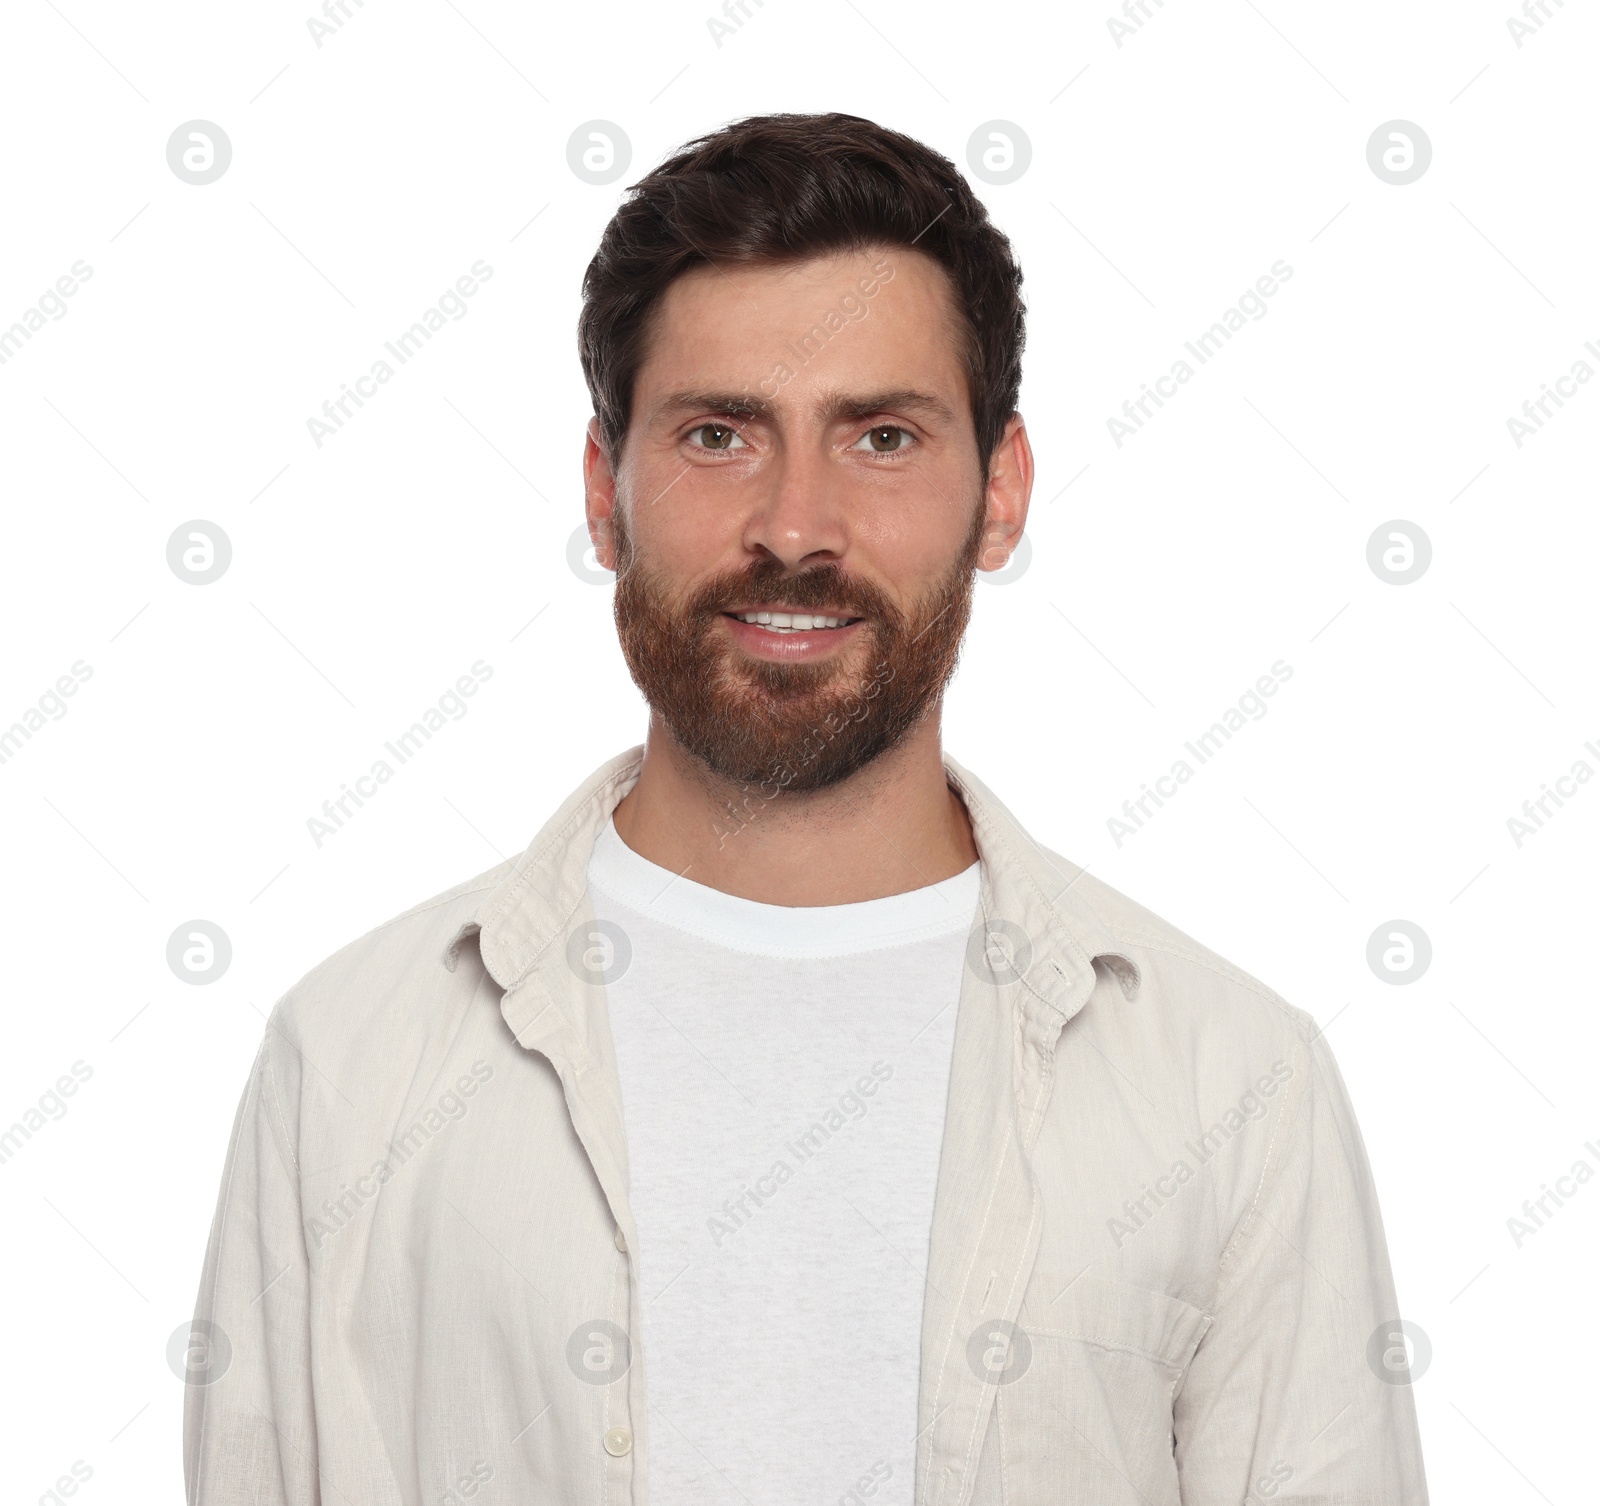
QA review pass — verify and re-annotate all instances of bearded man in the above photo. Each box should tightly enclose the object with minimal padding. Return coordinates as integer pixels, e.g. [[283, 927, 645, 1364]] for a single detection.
[[185, 113, 1429, 1506]]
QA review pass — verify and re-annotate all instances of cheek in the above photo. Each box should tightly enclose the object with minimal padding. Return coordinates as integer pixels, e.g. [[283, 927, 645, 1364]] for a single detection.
[[851, 499, 972, 579], [622, 457, 737, 550], [642, 493, 746, 574]]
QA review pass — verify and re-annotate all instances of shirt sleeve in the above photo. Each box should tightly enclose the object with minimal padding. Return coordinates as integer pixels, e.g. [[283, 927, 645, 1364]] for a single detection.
[[1172, 1025, 1430, 1503], [184, 1017, 320, 1504]]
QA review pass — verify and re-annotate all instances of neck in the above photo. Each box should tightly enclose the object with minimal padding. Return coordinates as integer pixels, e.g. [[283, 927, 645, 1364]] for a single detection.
[[609, 709, 978, 905]]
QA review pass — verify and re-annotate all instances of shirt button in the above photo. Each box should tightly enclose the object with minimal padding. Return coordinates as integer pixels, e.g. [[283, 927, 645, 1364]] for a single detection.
[[614, 1226, 627, 1252], [603, 1425, 632, 1456]]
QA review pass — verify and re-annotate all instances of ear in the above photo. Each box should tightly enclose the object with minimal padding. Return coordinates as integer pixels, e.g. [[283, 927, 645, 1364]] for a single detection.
[[583, 416, 621, 571], [977, 414, 1033, 573]]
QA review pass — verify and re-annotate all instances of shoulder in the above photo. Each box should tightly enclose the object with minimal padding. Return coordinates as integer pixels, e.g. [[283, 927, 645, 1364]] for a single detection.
[[1043, 847, 1319, 1067], [265, 857, 517, 1061]]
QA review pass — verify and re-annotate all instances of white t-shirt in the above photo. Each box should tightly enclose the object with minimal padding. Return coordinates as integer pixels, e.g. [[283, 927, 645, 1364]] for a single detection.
[[585, 818, 980, 1506]]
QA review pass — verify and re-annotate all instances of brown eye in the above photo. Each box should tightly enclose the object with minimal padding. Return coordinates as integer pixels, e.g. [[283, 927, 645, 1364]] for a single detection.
[[692, 423, 744, 451], [858, 425, 910, 453]]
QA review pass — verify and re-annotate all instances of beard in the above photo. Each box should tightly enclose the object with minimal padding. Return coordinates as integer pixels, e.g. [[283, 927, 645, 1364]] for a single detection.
[[611, 506, 985, 796]]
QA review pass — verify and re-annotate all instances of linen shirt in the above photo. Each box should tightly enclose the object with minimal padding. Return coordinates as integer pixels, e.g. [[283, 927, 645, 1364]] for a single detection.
[[184, 747, 1430, 1505]]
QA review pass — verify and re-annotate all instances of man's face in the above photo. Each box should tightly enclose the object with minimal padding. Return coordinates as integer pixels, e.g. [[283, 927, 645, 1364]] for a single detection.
[[584, 245, 1030, 792]]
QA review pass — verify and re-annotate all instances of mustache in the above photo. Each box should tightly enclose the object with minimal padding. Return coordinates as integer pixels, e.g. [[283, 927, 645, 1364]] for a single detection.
[[685, 560, 899, 622]]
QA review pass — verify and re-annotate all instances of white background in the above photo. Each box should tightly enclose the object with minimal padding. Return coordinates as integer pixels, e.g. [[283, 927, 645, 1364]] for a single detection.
[[2, 0, 1596, 1500]]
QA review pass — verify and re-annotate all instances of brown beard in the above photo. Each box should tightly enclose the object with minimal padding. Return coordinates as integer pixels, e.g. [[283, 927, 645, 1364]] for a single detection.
[[612, 505, 985, 795]]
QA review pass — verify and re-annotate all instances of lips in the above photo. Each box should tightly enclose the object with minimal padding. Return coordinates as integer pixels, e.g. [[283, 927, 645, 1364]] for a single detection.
[[723, 608, 860, 633], [716, 604, 868, 662]]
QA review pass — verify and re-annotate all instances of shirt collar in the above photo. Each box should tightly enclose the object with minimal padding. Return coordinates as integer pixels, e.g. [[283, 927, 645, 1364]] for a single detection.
[[451, 746, 1140, 1011]]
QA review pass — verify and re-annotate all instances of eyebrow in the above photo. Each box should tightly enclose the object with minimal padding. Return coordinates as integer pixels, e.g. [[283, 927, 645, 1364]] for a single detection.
[[652, 387, 960, 428]]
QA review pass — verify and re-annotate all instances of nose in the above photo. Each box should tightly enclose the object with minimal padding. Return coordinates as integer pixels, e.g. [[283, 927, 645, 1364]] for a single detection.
[[740, 441, 849, 572]]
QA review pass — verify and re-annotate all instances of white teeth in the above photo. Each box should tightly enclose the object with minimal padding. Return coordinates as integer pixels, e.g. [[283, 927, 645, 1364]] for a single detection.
[[732, 611, 851, 631]]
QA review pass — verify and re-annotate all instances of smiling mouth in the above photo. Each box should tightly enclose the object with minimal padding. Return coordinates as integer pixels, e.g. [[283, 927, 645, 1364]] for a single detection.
[[723, 609, 863, 634]]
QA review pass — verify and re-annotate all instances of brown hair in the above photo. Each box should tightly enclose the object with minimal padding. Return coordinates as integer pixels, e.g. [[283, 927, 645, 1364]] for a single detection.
[[578, 112, 1026, 478]]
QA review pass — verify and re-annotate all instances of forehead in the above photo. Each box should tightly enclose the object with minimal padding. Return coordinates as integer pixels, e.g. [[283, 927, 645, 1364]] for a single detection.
[[634, 245, 969, 409]]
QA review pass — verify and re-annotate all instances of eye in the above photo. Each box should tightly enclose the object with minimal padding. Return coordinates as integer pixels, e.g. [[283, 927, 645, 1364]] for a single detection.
[[852, 424, 915, 453], [687, 421, 748, 451]]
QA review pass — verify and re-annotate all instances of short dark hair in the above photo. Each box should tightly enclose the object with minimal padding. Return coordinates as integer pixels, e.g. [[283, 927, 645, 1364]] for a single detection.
[[578, 112, 1026, 477]]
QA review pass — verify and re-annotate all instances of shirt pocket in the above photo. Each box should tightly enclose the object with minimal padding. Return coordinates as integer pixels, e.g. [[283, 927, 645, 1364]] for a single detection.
[[992, 1273, 1212, 1506]]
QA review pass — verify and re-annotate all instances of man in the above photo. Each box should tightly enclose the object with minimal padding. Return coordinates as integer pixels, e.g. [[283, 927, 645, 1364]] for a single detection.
[[186, 114, 1429, 1505]]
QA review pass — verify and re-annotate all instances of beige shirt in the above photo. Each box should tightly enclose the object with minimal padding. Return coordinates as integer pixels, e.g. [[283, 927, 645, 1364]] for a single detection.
[[185, 747, 1429, 1505]]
